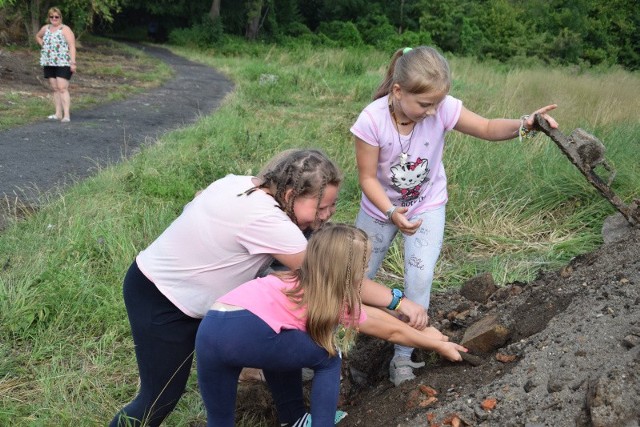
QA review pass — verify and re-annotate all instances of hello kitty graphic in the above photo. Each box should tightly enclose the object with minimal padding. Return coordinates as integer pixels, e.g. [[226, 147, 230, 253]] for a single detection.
[[390, 157, 429, 201]]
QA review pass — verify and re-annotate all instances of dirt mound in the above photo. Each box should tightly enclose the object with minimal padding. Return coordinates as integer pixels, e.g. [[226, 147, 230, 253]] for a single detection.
[[232, 217, 639, 427], [339, 219, 640, 427]]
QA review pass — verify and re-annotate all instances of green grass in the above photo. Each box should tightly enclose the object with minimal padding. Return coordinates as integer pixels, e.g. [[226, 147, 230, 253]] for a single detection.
[[1, 39, 639, 425]]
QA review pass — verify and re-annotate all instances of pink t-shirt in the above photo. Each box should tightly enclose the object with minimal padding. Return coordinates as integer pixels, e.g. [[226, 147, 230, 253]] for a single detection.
[[350, 95, 462, 220], [136, 175, 308, 318], [219, 274, 367, 332]]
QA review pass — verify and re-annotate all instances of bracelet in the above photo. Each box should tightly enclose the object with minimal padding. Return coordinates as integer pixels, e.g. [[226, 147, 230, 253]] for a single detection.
[[387, 288, 404, 310], [385, 206, 397, 222], [519, 115, 538, 142]]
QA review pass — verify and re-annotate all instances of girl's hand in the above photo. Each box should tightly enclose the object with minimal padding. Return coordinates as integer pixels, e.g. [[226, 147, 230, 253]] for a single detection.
[[525, 104, 559, 130], [419, 326, 449, 342], [438, 342, 468, 362], [391, 206, 422, 235], [395, 297, 428, 330]]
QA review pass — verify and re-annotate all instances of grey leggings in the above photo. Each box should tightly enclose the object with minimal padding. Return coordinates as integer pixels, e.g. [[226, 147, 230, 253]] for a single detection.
[[356, 206, 445, 357]]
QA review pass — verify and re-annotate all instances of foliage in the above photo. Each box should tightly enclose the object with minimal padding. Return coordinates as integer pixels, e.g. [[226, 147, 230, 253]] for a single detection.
[[168, 14, 224, 48], [316, 20, 363, 47], [4, 0, 638, 70]]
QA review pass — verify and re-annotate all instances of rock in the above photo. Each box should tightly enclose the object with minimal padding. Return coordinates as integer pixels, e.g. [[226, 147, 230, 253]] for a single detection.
[[547, 377, 565, 393], [460, 272, 497, 303], [524, 379, 537, 393], [622, 334, 640, 349], [586, 360, 640, 427], [461, 314, 510, 354], [602, 212, 636, 244]]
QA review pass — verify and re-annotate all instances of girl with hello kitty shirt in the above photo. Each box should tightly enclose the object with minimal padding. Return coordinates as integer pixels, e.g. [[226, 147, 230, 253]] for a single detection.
[[351, 46, 559, 386]]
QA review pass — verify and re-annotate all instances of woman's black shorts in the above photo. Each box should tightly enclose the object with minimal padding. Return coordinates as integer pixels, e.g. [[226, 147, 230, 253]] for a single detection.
[[43, 66, 73, 80]]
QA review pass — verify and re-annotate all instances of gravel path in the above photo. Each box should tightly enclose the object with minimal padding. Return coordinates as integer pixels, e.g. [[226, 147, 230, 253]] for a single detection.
[[0, 44, 233, 209]]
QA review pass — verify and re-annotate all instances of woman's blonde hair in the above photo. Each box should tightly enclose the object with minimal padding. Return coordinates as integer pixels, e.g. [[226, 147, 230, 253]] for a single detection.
[[373, 46, 451, 100], [247, 149, 342, 229], [280, 223, 370, 356], [47, 7, 63, 22]]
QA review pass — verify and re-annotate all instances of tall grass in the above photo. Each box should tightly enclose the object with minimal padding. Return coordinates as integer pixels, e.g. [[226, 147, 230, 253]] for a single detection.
[[0, 40, 638, 425]]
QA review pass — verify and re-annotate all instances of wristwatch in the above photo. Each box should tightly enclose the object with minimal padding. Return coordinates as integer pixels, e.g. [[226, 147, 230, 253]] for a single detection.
[[387, 288, 404, 310]]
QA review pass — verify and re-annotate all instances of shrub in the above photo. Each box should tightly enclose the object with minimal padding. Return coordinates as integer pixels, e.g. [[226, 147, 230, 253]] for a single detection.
[[317, 20, 363, 47], [168, 15, 223, 48]]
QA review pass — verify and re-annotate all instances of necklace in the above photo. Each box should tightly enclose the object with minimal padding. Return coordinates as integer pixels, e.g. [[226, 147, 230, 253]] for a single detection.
[[388, 95, 416, 165]]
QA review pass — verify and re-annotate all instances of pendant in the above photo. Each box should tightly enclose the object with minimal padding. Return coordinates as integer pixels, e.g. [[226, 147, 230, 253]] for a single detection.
[[400, 152, 408, 166]]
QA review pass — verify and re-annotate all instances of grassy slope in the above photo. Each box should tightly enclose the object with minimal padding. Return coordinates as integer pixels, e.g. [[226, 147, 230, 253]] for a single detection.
[[0, 40, 639, 425]]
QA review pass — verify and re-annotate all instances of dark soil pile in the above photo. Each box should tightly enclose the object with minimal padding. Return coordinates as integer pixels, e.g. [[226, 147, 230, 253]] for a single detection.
[[339, 220, 640, 427], [236, 219, 639, 427]]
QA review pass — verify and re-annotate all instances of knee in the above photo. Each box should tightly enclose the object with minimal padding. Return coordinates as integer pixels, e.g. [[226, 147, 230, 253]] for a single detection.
[[318, 354, 342, 373]]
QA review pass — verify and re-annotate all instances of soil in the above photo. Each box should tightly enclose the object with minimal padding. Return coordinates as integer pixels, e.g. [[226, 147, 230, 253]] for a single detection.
[[3, 42, 640, 427]]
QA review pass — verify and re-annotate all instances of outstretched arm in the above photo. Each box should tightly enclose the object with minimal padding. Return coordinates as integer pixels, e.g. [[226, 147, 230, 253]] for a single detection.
[[360, 278, 428, 330], [359, 305, 466, 362], [454, 104, 558, 141]]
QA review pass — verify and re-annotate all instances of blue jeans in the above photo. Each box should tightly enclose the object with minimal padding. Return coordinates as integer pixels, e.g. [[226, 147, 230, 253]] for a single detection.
[[356, 206, 445, 357], [196, 309, 342, 427]]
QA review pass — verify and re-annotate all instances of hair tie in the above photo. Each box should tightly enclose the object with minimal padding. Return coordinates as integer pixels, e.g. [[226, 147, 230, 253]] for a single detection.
[[402, 47, 413, 54]]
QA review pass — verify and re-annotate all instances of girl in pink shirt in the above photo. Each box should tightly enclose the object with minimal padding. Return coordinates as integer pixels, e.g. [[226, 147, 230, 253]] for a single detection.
[[351, 46, 559, 386], [112, 149, 431, 427], [196, 223, 467, 427]]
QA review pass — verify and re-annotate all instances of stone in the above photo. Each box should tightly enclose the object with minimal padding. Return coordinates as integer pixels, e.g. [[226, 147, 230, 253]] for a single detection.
[[461, 314, 510, 354], [586, 362, 640, 427], [460, 272, 497, 303], [602, 213, 635, 244]]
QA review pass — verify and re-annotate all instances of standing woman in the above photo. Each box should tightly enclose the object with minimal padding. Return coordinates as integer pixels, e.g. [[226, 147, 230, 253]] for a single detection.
[[35, 7, 76, 123]]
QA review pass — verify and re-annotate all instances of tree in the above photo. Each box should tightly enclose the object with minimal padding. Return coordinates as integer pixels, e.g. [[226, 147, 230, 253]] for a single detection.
[[3, 0, 125, 43], [209, 0, 221, 20], [245, 0, 265, 40]]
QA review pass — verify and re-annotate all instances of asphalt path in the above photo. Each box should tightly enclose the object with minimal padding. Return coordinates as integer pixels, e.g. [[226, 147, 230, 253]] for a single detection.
[[0, 44, 233, 208]]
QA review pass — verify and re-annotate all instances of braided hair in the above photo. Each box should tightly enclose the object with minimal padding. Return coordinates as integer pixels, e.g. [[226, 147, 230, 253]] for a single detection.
[[244, 149, 342, 228]]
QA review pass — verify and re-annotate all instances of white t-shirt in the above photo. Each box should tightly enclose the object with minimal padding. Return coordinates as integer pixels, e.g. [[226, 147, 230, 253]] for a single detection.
[[136, 175, 308, 318], [350, 95, 462, 220]]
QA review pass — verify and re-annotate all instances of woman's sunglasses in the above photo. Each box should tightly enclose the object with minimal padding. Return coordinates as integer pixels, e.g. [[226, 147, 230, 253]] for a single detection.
[[49, 15, 60, 19]]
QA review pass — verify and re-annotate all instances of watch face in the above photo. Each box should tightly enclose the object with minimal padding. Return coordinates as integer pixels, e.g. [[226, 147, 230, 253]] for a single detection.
[[392, 288, 403, 298]]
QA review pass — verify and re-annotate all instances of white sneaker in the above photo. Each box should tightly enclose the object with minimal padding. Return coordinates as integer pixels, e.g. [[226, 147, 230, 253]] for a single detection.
[[389, 356, 425, 386]]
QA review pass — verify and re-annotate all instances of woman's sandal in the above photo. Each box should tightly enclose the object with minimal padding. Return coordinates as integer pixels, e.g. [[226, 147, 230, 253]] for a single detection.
[[47, 115, 60, 120]]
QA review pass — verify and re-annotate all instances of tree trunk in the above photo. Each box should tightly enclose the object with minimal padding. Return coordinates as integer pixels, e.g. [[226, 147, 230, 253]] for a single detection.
[[244, 0, 263, 40], [209, 0, 221, 21], [24, 0, 43, 43]]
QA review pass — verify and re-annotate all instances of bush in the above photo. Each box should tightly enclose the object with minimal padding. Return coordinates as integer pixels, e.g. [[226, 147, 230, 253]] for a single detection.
[[168, 15, 223, 48], [317, 20, 363, 47]]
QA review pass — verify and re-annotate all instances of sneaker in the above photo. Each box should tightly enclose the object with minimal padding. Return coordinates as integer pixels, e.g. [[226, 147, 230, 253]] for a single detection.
[[389, 356, 425, 386], [301, 367, 315, 381], [281, 411, 347, 427]]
